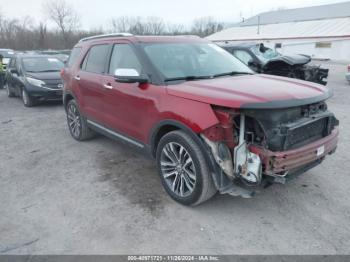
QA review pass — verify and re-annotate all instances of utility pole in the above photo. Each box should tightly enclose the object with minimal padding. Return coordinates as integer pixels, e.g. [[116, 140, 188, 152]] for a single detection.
[[257, 15, 260, 34]]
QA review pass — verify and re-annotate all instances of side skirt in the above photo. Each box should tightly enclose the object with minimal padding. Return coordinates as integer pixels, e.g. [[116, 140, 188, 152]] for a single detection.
[[86, 120, 152, 154]]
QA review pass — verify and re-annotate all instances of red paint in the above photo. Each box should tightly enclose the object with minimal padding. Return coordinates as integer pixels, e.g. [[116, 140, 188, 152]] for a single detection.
[[62, 36, 332, 147]]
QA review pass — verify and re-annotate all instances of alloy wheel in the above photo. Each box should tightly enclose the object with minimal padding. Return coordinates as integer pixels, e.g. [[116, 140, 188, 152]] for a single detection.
[[67, 103, 81, 138], [160, 142, 197, 197]]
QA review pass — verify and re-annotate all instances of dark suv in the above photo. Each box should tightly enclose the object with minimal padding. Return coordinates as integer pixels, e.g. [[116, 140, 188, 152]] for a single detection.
[[61, 34, 339, 206]]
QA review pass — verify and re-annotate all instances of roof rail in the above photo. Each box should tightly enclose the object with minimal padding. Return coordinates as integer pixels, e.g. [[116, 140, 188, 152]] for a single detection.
[[79, 33, 133, 42]]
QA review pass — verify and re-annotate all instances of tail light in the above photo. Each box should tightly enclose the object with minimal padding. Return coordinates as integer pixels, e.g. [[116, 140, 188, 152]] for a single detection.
[[60, 69, 64, 77]]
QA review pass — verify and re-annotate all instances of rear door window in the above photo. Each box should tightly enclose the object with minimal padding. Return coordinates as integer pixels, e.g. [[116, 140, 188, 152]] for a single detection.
[[67, 47, 82, 67], [83, 44, 110, 74]]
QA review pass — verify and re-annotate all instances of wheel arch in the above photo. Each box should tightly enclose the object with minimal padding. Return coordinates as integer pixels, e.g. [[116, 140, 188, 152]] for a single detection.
[[63, 91, 77, 110]]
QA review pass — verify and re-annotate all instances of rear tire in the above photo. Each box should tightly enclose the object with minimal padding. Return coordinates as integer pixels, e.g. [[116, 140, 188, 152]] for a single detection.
[[5, 83, 15, 97], [66, 99, 95, 141], [156, 130, 217, 206]]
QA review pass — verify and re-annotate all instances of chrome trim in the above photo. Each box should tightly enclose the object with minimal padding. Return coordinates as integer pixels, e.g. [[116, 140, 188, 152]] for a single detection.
[[79, 33, 133, 42], [103, 84, 113, 89], [41, 85, 63, 91], [87, 120, 144, 148]]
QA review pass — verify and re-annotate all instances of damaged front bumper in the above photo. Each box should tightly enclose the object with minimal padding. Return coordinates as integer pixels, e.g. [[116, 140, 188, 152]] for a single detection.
[[201, 123, 339, 198], [250, 128, 338, 175]]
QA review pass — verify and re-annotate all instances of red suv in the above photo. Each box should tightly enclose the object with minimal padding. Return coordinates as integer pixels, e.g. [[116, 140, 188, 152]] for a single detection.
[[61, 34, 339, 205]]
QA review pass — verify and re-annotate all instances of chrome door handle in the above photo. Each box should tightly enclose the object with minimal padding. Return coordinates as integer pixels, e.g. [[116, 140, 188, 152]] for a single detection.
[[103, 83, 113, 89], [74, 75, 80, 81]]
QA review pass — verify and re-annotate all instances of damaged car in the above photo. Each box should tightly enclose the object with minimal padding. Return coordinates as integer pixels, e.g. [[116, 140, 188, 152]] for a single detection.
[[220, 42, 329, 85], [62, 34, 339, 205]]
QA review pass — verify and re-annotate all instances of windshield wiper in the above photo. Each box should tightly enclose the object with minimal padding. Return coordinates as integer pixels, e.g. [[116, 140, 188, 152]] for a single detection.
[[164, 75, 213, 82], [213, 71, 253, 78]]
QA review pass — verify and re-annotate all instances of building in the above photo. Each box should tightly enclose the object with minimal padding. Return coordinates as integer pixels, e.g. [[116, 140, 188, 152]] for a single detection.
[[207, 2, 350, 61]]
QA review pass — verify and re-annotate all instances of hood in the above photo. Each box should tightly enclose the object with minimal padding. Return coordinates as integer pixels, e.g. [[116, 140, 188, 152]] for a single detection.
[[263, 54, 311, 67], [166, 74, 332, 109], [25, 71, 61, 81]]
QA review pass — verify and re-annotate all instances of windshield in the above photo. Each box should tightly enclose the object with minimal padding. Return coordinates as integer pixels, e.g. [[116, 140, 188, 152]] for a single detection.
[[22, 57, 64, 72], [142, 42, 253, 81], [250, 45, 280, 63]]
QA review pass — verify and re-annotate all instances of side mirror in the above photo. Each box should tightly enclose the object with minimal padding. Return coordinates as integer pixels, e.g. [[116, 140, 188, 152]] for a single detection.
[[114, 68, 148, 84]]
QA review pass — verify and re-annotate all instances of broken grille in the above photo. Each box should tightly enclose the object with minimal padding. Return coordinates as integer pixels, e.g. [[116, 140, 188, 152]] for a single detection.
[[283, 117, 329, 150]]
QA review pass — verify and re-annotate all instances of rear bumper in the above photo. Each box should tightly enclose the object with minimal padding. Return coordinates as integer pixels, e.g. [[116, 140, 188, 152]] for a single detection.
[[250, 128, 339, 175]]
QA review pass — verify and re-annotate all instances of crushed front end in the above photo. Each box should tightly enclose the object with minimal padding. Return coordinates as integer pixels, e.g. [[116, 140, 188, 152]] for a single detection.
[[262, 63, 329, 86], [201, 102, 339, 198]]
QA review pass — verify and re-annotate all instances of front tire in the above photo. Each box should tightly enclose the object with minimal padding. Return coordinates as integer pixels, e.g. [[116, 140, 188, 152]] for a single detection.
[[66, 99, 95, 141], [156, 130, 217, 206], [22, 89, 35, 107]]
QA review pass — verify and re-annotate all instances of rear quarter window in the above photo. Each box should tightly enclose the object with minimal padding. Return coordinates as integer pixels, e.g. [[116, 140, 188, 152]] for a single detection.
[[67, 47, 82, 67]]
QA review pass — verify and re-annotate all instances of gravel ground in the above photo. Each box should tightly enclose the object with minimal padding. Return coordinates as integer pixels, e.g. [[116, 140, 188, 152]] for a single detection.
[[0, 62, 350, 255]]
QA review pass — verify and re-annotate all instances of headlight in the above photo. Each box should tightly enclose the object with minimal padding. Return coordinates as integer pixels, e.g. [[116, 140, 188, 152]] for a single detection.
[[26, 77, 45, 87]]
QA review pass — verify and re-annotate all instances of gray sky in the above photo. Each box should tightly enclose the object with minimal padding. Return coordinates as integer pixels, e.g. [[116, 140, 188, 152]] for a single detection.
[[0, 0, 347, 30]]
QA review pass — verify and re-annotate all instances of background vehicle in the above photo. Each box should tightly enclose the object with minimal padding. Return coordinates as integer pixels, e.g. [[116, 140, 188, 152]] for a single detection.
[[61, 34, 338, 206], [219, 42, 329, 85], [0, 49, 15, 89], [0, 49, 15, 70], [5, 54, 64, 107], [346, 64, 350, 84], [37, 50, 70, 63]]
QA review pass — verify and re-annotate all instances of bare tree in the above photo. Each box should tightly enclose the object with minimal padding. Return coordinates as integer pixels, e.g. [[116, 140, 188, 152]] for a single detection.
[[38, 22, 48, 49], [110, 16, 134, 33], [166, 23, 185, 35], [43, 0, 80, 48], [0, 12, 230, 51], [110, 16, 167, 35], [191, 16, 225, 37], [144, 16, 165, 35]]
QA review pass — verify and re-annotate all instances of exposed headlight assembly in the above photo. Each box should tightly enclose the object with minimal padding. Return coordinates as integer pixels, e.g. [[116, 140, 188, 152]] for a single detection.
[[26, 77, 45, 87]]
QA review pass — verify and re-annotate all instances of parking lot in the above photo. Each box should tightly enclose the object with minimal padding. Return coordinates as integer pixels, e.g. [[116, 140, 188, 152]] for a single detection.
[[0, 61, 350, 255]]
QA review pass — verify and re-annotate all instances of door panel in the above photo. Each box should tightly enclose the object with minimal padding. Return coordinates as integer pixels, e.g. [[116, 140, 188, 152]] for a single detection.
[[77, 70, 106, 122], [76, 44, 110, 123], [101, 75, 162, 142], [99, 43, 156, 142]]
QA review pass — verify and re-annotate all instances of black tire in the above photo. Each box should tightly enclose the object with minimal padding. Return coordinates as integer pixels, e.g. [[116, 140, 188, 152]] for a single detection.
[[21, 88, 35, 107], [66, 99, 95, 141], [5, 83, 15, 97], [156, 130, 217, 206]]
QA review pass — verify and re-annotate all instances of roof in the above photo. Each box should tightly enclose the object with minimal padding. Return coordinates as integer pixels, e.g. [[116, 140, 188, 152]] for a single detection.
[[16, 54, 62, 59], [240, 1, 350, 26], [76, 34, 202, 46], [207, 17, 350, 42]]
